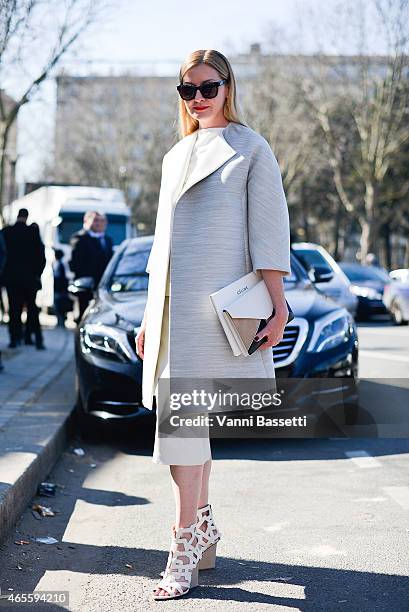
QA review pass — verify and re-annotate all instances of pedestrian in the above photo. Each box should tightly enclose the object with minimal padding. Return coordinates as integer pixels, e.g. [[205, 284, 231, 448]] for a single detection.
[[364, 252, 389, 275], [1, 209, 46, 350], [135, 49, 291, 600], [0, 230, 6, 370], [23, 222, 46, 349], [53, 248, 70, 327], [69, 211, 113, 321]]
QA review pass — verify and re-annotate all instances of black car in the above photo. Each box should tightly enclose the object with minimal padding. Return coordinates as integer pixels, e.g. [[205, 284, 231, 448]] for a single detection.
[[73, 236, 359, 431], [339, 262, 391, 320]]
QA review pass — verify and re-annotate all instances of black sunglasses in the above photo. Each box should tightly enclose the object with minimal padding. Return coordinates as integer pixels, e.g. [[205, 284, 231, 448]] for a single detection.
[[176, 79, 229, 101]]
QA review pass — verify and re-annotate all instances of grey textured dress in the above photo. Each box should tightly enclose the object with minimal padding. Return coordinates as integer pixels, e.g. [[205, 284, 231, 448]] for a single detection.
[[147, 121, 291, 465]]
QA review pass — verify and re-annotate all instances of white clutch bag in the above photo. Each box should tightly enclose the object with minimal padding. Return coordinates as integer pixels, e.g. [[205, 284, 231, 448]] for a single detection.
[[209, 271, 294, 356]]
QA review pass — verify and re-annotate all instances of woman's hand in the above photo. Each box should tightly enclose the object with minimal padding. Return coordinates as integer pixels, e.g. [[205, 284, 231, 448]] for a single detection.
[[255, 308, 288, 349], [135, 323, 146, 359], [255, 269, 289, 349]]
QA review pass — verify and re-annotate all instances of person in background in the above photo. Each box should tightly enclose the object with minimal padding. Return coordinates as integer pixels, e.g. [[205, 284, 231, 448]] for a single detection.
[[23, 223, 46, 348], [69, 211, 114, 321], [1, 209, 46, 349], [0, 229, 6, 319], [364, 252, 389, 276], [0, 231, 6, 370], [53, 249, 70, 327], [0, 230, 6, 280]]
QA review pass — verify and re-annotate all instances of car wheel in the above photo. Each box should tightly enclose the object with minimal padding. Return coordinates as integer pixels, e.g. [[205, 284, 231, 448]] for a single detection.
[[390, 299, 407, 325]]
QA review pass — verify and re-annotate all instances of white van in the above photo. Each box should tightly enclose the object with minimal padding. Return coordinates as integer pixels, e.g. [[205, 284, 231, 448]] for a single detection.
[[3, 185, 135, 309]]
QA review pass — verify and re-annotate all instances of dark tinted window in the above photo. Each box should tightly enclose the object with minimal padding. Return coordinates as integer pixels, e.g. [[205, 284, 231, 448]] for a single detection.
[[292, 248, 332, 272], [109, 246, 150, 292]]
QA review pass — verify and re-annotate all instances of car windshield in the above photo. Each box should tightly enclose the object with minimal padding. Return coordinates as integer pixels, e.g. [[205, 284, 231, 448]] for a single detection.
[[292, 248, 332, 272], [107, 246, 304, 293], [340, 264, 390, 282], [109, 247, 150, 292]]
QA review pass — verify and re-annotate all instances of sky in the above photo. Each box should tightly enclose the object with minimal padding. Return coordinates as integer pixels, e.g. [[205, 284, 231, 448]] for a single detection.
[[10, 0, 389, 187], [70, 0, 310, 67]]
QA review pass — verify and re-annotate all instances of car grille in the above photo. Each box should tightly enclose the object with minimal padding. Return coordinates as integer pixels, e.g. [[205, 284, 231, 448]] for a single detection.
[[128, 324, 302, 365], [272, 325, 300, 364]]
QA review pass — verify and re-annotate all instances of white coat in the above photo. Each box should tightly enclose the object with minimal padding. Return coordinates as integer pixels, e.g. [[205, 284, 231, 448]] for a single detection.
[[141, 121, 291, 410]]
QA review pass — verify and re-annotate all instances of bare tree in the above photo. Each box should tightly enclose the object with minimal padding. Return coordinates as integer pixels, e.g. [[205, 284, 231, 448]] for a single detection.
[[243, 57, 340, 252], [0, 0, 108, 221], [289, 0, 409, 262], [50, 74, 177, 233]]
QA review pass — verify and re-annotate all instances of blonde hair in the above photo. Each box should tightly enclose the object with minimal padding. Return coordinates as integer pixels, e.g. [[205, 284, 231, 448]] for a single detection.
[[177, 49, 248, 139]]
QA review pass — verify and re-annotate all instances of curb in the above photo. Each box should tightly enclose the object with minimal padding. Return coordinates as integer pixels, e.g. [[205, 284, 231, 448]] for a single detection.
[[0, 334, 76, 546]]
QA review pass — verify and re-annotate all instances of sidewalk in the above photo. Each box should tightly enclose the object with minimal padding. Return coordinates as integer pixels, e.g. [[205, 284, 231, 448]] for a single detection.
[[0, 322, 76, 545]]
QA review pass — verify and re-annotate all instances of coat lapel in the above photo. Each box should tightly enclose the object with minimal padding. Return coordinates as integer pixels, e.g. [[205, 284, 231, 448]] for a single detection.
[[167, 131, 198, 204], [166, 124, 237, 205]]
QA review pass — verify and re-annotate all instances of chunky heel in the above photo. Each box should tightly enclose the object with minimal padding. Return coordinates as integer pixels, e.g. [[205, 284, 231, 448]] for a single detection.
[[190, 564, 199, 588], [198, 540, 217, 570], [196, 503, 222, 571]]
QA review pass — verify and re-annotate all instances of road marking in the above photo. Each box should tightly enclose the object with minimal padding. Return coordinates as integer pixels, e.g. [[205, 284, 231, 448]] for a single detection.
[[263, 522, 290, 532], [344, 450, 382, 467], [352, 497, 387, 502], [360, 350, 409, 363], [383, 486, 409, 509], [289, 544, 346, 557]]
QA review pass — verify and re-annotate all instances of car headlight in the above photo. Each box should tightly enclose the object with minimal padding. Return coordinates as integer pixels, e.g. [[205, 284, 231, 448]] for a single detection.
[[350, 285, 382, 299], [307, 312, 351, 353], [79, 323, 137, 363]]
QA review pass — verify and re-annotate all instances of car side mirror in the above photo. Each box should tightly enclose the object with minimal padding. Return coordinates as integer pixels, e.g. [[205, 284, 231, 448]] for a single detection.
[[308, 266, 334, 283], [68, 276, 95, 294]]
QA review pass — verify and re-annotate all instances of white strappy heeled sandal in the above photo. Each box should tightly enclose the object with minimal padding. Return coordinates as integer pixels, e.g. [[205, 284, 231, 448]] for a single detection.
[[196, 503, 222, 570], [153, 521, 202, 601]]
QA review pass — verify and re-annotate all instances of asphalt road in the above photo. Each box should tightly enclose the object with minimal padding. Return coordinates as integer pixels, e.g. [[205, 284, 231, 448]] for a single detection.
[[357, 320, 409, 378], [0, 321, 408, 612]]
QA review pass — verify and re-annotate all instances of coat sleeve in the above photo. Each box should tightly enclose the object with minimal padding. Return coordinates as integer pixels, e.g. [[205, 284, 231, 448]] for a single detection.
[[69, 234, 81, 275], [0, 230, 6, 276], [35, 237, 46, 277], [246, 137, 291, 277]]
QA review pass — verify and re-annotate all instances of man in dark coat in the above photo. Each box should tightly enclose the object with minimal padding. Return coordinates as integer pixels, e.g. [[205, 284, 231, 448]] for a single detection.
[[69, 210, 113, 320], [0, 231, 6, 369], [0, 231, 6, 277], [1, 208, 46, 349]]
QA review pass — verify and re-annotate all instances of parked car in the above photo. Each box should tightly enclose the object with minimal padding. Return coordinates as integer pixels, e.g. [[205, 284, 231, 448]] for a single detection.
[[292, 242, 358, 316], [73, 236, 359, 433], [383, 278, 409, 325], [339, 262, 391, 321], [389, 268, 409, 283]]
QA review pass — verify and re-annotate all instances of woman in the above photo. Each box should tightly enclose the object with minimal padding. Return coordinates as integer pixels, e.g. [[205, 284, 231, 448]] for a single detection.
[[136, 49, 291, 601]]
